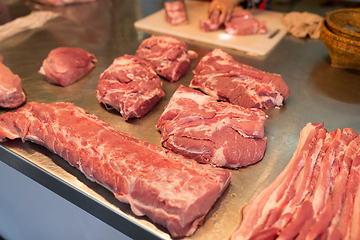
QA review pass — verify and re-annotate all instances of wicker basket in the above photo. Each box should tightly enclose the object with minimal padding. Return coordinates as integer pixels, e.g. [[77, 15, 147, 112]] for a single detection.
[[325, 8, 360, 41], [320, 19, 360, 70]]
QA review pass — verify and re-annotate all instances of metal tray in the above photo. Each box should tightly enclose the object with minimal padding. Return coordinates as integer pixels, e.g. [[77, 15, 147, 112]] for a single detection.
[[1, 1, 360, 239]]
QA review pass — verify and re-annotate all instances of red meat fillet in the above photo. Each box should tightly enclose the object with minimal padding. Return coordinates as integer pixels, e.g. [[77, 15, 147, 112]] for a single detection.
[[190, 49, 290, 109], [136, 35, 198, 82], [96, 54, 165, 120], [0, 60, 26, 108], [39, 47, 97, 87], [231, 123, 360, 240], [164, 1, 187, 26], [0, 102, 231, 238], [156, 85, 267, 168]]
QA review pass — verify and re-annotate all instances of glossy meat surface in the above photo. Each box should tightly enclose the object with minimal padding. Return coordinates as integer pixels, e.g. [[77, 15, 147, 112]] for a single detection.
[[157, 85, 267, 168], [0, 102, 231, 238], [190, 49, 290, 109], [96, 55, 165, 120], [39, 47, 97, 87]]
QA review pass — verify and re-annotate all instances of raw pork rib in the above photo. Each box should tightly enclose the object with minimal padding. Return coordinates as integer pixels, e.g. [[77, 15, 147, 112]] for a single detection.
[[156, 85, 267, 168], [136, 35, 197, 82], [96, 54, 165, 120], [231, 122, 360, 240], [200, 9, 266, 35], [39, 47, 97, 87], [190, 49, 290, 109], [164, 1, 187, 26], [0, 102, 231, 238], [0, 60, 26, 108], [34, 0, 97, 6]]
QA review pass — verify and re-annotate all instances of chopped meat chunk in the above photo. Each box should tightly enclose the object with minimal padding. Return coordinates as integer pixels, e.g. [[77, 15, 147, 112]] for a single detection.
[[164, 1, 187, 26]]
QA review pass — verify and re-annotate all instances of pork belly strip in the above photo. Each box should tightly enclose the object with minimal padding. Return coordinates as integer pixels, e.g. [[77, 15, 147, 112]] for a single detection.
[[96, 54, 165, 120], [0, 102, 231, 238], [0, 61, 26, 108], [190, 49, 290, 109], [156, 85, 267, 168], [39, 47, 97, 87], [164, 1, 187, 26], [136, 35, 197, 82], [231, 122, 325, 240]]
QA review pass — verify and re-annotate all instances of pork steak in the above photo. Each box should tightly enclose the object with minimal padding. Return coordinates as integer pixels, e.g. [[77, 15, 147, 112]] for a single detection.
[[0, 102, 231, 238], [39, 47, 97, 87], [96, 54, 165, 120], [190, 49, 290, 109], [156, 85, 267, 168], [0, 60, 26, 108], [164, 1, 187, 26], [136, 35, 197, 82]]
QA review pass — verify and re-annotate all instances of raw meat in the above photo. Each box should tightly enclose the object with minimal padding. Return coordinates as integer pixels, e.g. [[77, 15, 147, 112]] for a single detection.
[[39, 47, 97, 87], [200, 9, 266, 35], [0, 60, 26, 108], [34, 0, 97, 6], [96, 54, 165, 120], [190, 49, 290, 109], [136, 35, 197, 82], [164, 1, 187, 26], [231, 122, 360, 240], [0, 102, 231, 238], [156, 85, 267, 168]]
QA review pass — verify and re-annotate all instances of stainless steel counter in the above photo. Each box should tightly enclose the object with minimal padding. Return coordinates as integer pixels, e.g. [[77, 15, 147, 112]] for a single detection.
[[0, 0, 359, 239]]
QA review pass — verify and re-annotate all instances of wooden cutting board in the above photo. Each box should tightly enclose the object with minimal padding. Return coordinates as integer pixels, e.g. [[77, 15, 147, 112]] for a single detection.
[[134, 0, 287, 56]]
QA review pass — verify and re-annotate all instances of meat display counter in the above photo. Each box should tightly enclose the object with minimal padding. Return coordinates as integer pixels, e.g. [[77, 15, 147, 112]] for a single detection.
[[0, 0, 360, 239]]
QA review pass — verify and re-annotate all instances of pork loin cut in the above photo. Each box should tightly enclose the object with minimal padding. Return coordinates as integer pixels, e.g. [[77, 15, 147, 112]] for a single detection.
[[231, 123, 360, 240], [157, 85, 267, 168], [136, 35, 197, 82], [164, 1, 187, 26], [34, 0, 97, 6], [39, 47, 97, 87], [0, 60, 26, 108], [190, 49, 290, 109], [96, 54, 165, 120], [0, 102, 231, 238]]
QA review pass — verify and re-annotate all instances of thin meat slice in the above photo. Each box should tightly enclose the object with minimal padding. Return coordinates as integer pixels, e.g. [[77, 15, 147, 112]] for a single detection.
[[190, 49, 290, 109], [156, 85, 267, 168], [164, 1, 187, 26], [96, 54, 165, 120], [0, 60, 26, 108], [34, 0, 97, 6], [0, 102, 231, 238], [136, 35, 197, 82], [39, 47, 97, 87], [231, 122, 325, 240]]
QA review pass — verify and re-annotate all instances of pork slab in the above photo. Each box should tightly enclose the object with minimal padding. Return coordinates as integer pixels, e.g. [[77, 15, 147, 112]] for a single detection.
[[164, 1, 187, 26], [39, 47, 97, 87], [96, 54, 165, 120], [190, 49, 290, 109], [136, 35, 197, 82], [156, 85, 267, 168], [0, 102, 231, 238]]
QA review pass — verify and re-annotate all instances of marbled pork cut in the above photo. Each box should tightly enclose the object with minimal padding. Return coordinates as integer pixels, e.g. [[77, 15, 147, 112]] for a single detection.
[[96, 55, 165, 120], [39, 47, 97, 86], [136, 35, 198, 82], [231, 123, 360, 240], [0, 61, 26, 108], [0, 102, 231, 238], [190, 49, 290, 109], [156, 85, 267, 168], [34, 0, 97, 6], [164, 1, 187, 26]]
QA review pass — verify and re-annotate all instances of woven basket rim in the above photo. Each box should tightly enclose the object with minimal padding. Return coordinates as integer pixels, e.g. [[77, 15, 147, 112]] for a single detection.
[[321, 19, 360, 47], [325, 8, 360, 39]]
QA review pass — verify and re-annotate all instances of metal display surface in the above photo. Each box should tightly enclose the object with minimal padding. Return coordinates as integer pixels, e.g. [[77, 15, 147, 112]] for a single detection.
[[0, 0, 360, 239]]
